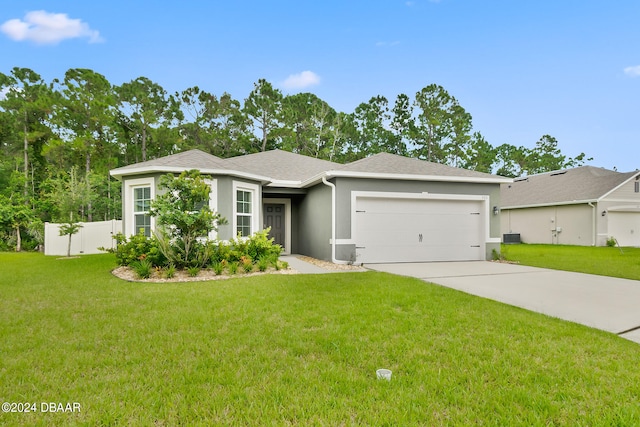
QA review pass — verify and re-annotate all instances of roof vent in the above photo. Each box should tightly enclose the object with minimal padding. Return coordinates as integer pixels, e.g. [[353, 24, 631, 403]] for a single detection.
[[550, 170, 567, 176]]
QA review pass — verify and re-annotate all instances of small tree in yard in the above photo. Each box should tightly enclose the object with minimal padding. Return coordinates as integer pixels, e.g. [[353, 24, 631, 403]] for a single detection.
[[150, 169, 226, 268], [50, 167, 92, 257], [0, 194, 35, 252]]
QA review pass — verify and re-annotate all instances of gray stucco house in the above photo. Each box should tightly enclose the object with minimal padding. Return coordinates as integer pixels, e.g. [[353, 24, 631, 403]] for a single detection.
[[110, 149, 510, 263], [501, 166, 640, 247]]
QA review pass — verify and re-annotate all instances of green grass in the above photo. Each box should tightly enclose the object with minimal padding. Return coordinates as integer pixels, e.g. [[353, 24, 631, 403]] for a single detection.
[[502, 244, 640, 280], [2, 253, 640, 425]]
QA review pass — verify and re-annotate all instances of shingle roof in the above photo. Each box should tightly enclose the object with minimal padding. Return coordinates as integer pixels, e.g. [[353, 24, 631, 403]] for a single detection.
[[501, 166, 639, 208], [338, 152, 503, 179], [111, 149, 228, 173], [110, 148, 510, 185], [226, 149, 341, 182]]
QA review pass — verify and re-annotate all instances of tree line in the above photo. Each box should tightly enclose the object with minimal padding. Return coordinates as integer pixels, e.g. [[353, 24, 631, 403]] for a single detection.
[[0, 66, 590, 251]]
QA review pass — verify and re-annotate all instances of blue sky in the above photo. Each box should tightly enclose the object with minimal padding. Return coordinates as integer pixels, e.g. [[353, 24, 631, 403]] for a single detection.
[[1, 1, 639, 172]]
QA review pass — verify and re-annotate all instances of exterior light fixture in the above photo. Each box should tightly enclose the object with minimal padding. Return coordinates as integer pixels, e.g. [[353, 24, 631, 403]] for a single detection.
[[493, 206, 499, 215]]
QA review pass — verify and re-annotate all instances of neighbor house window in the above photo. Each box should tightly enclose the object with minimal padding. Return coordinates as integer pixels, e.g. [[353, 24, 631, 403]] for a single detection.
[[133, 186, 152, 237], [635, 181, 639, 193], [236, 189, 252, 237]]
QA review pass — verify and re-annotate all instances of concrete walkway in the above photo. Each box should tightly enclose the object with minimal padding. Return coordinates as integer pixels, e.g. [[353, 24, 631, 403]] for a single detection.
[[280, 255, 332, 274], [280, 255, 367, 274], [367, 261, 640, 344]]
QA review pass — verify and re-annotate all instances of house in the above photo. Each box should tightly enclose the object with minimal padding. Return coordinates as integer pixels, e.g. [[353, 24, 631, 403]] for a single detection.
[[110, 149, 511, 263], [500, 166, 640, 247]]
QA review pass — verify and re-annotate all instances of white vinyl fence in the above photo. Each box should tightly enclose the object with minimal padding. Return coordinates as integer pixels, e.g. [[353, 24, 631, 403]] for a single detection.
[[44, 220, 122, 256]]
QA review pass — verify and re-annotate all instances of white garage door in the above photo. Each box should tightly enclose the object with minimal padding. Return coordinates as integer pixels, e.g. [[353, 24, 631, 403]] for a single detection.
[[608, 212, 640, 247], [355, 196, 485, 263]]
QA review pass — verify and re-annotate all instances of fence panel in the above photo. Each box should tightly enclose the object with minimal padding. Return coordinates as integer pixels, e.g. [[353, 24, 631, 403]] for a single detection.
[[44, 220, 122, 256]]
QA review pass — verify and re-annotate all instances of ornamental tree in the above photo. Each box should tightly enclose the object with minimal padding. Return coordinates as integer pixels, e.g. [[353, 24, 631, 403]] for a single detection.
[[150, 169, 226, 268]]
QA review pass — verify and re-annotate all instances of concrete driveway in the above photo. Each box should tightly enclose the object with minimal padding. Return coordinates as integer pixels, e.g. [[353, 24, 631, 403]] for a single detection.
[[367, 261, 640, 344]]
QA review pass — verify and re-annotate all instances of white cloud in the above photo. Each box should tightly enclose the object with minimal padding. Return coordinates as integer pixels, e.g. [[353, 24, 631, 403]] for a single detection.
[[0, 10, 103, 45], [623, 65, 640, 77], [281, 71, 321, 90]]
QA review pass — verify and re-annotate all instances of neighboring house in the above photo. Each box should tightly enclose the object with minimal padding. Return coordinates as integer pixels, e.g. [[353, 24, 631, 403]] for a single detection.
[[110, 149, 510, 264], [500, 166, 640, 247]]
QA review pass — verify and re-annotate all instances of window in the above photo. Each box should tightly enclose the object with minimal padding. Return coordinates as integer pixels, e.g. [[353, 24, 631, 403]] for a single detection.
[[133, 186, 152, 237], [232, 181, 259, 239], [236, 189, 252, 237], [635, 181, 639, 193]]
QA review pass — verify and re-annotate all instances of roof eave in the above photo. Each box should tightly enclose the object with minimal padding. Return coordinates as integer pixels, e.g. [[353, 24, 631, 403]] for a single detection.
[[109, 166, 272, 184], [325, 170, 511, 184], [501, 199, 599, 210]]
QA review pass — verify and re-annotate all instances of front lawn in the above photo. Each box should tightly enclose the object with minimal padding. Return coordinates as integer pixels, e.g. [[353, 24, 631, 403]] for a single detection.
[[1, 253, 639, 425], [501, 244, 640, 280]]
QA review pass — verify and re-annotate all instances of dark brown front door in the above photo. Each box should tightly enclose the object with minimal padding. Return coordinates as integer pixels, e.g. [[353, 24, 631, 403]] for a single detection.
[[264, 203, 285, 247]]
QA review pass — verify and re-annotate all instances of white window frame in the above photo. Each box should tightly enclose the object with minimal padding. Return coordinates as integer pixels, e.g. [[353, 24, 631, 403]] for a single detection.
[[232, 181, 260, 238], [126, 177, 155, 237]]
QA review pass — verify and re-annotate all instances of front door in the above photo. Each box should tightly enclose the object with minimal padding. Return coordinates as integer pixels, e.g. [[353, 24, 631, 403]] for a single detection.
[[264, 203, 285, 248]]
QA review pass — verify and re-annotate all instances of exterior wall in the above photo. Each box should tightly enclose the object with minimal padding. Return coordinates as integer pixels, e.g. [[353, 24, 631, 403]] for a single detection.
[[121, 173, 163, 236], [501, 204, 595, 245], [297, 184, 332, 261], [599, 178, 640, 246], [215, 176, 234, 240], [605, 175, 640, 201], [216, 176, 263, 240], [122, 173, 261, 241], [333, 177, 502, 261], [290, 198, 301, 254]]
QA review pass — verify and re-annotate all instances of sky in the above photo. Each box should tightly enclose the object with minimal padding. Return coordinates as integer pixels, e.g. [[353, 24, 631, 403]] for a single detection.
[[1, 1, 639, 172]]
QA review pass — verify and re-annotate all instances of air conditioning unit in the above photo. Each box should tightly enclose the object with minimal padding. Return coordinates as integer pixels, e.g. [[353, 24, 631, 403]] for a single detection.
[[503, 233, 521, 244]]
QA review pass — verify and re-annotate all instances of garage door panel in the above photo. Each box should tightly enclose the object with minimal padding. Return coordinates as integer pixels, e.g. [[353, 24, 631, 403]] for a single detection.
[[608, 212, 640, 247], [355, 196, 484, 263]]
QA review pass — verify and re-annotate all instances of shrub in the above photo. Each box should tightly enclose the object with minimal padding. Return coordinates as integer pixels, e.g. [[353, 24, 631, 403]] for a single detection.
[[212, 262, 224, 275], [113, 232, 165, 267], [246, 228, 282, 261], [165, 264, 176, 279], [228, 261, 239, 275], [606, 236, 617, 247], [131, 258, 153, 279], [257, 257, 269, 272], [242, 256, 254, 273], [187, 266, 200, 277], [211, 241, 231, 264], [278, 261, 289, 270]]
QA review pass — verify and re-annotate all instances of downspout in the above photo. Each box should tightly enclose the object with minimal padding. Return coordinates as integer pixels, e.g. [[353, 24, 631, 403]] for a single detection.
[[321, 176, 350, 264], [588, 202, 596, 246]]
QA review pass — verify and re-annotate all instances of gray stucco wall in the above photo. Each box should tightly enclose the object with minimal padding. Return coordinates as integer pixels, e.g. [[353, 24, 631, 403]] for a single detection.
[[333, 177, 502, 261], [290, 197, 301, 254], [216, 176, 263, 241], [215, 176, 234, 240], [297, 184, 332, 261]]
